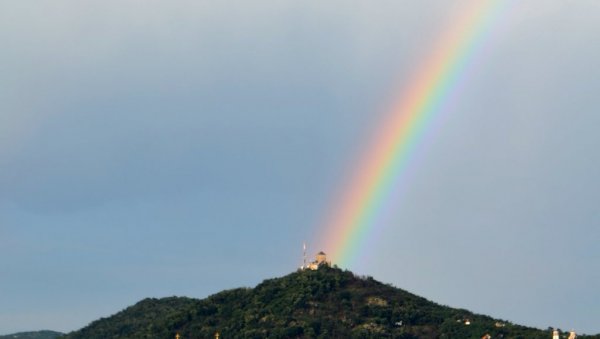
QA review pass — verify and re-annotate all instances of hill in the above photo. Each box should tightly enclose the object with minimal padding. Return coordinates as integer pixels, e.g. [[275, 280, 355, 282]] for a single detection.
[[0, 331, 64, 339], [63, 267, 598, 338]]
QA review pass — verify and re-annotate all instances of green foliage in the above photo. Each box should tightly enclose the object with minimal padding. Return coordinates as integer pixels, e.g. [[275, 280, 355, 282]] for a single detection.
[[62, 267, 600, 338]]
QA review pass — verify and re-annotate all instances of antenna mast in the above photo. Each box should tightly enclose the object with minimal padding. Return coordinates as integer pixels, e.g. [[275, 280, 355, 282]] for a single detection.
[[303, 242, 307, 269]]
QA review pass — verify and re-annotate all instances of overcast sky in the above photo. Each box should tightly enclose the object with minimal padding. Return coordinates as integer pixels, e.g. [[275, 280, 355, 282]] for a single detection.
[[1, 0, 599, 335]]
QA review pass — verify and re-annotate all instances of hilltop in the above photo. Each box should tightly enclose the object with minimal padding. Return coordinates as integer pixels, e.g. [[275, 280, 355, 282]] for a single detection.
[[63, 267, 598, 338]]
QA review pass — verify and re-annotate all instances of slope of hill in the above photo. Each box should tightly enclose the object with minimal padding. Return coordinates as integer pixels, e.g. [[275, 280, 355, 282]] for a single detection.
[[63, 267, 598, 338], [0, 331, 64, 339]]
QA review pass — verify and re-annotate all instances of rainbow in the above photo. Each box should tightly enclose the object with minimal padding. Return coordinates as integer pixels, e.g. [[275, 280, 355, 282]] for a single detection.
[[319, 0, 512, 267]]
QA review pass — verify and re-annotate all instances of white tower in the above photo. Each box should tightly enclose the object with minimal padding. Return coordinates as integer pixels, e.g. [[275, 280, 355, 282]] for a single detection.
[[302, 242, 307, 269], [553, 329, 560, 339]]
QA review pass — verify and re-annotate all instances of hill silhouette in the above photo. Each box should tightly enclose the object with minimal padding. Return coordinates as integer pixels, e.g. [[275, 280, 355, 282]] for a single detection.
[[63, 266, 598, 338], [0, 331, 64, 339]]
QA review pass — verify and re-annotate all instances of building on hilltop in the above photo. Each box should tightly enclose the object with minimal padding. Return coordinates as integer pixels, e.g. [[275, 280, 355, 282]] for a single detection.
[[307, 251, 330, 270], [301, 244, 331, 270]]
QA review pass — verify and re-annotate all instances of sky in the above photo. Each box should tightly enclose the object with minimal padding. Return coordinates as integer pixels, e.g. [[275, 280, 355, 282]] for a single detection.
[[1, 0, 599, 335]]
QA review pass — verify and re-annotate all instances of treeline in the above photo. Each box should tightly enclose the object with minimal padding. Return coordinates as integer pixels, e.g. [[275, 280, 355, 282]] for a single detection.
[[0, 331, 64, 339], [63, 267, 600, 338]]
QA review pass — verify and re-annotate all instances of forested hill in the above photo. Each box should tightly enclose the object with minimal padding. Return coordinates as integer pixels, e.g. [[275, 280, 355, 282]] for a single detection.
[[63, 267, 598, 338]]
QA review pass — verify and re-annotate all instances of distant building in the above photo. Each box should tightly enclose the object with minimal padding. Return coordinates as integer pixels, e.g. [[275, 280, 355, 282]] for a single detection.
[[568, 331, 577, 339], [306, 251, 331, 270], [553, 329, 560, 339]]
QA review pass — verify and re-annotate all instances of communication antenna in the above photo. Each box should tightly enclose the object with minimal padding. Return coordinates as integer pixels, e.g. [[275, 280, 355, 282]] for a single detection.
[[303, 242, 307, 269]]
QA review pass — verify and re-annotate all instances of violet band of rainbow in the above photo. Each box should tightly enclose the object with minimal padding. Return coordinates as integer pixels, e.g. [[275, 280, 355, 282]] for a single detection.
[[320, 0, 513, 267]]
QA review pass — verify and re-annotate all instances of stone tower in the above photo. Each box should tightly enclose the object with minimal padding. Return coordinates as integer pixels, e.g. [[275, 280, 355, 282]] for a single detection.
[[316, 251, 327, 265]]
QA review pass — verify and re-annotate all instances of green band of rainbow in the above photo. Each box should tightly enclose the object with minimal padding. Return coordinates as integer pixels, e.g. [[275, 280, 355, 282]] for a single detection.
[[320, 0, 511, 267]]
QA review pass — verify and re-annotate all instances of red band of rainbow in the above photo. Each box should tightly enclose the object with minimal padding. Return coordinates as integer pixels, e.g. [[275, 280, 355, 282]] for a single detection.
[[319, 0, 512, 267]]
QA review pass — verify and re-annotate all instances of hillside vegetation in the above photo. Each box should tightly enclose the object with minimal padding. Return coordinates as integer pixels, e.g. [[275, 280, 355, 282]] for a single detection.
[[63, 267, 598, 338]]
